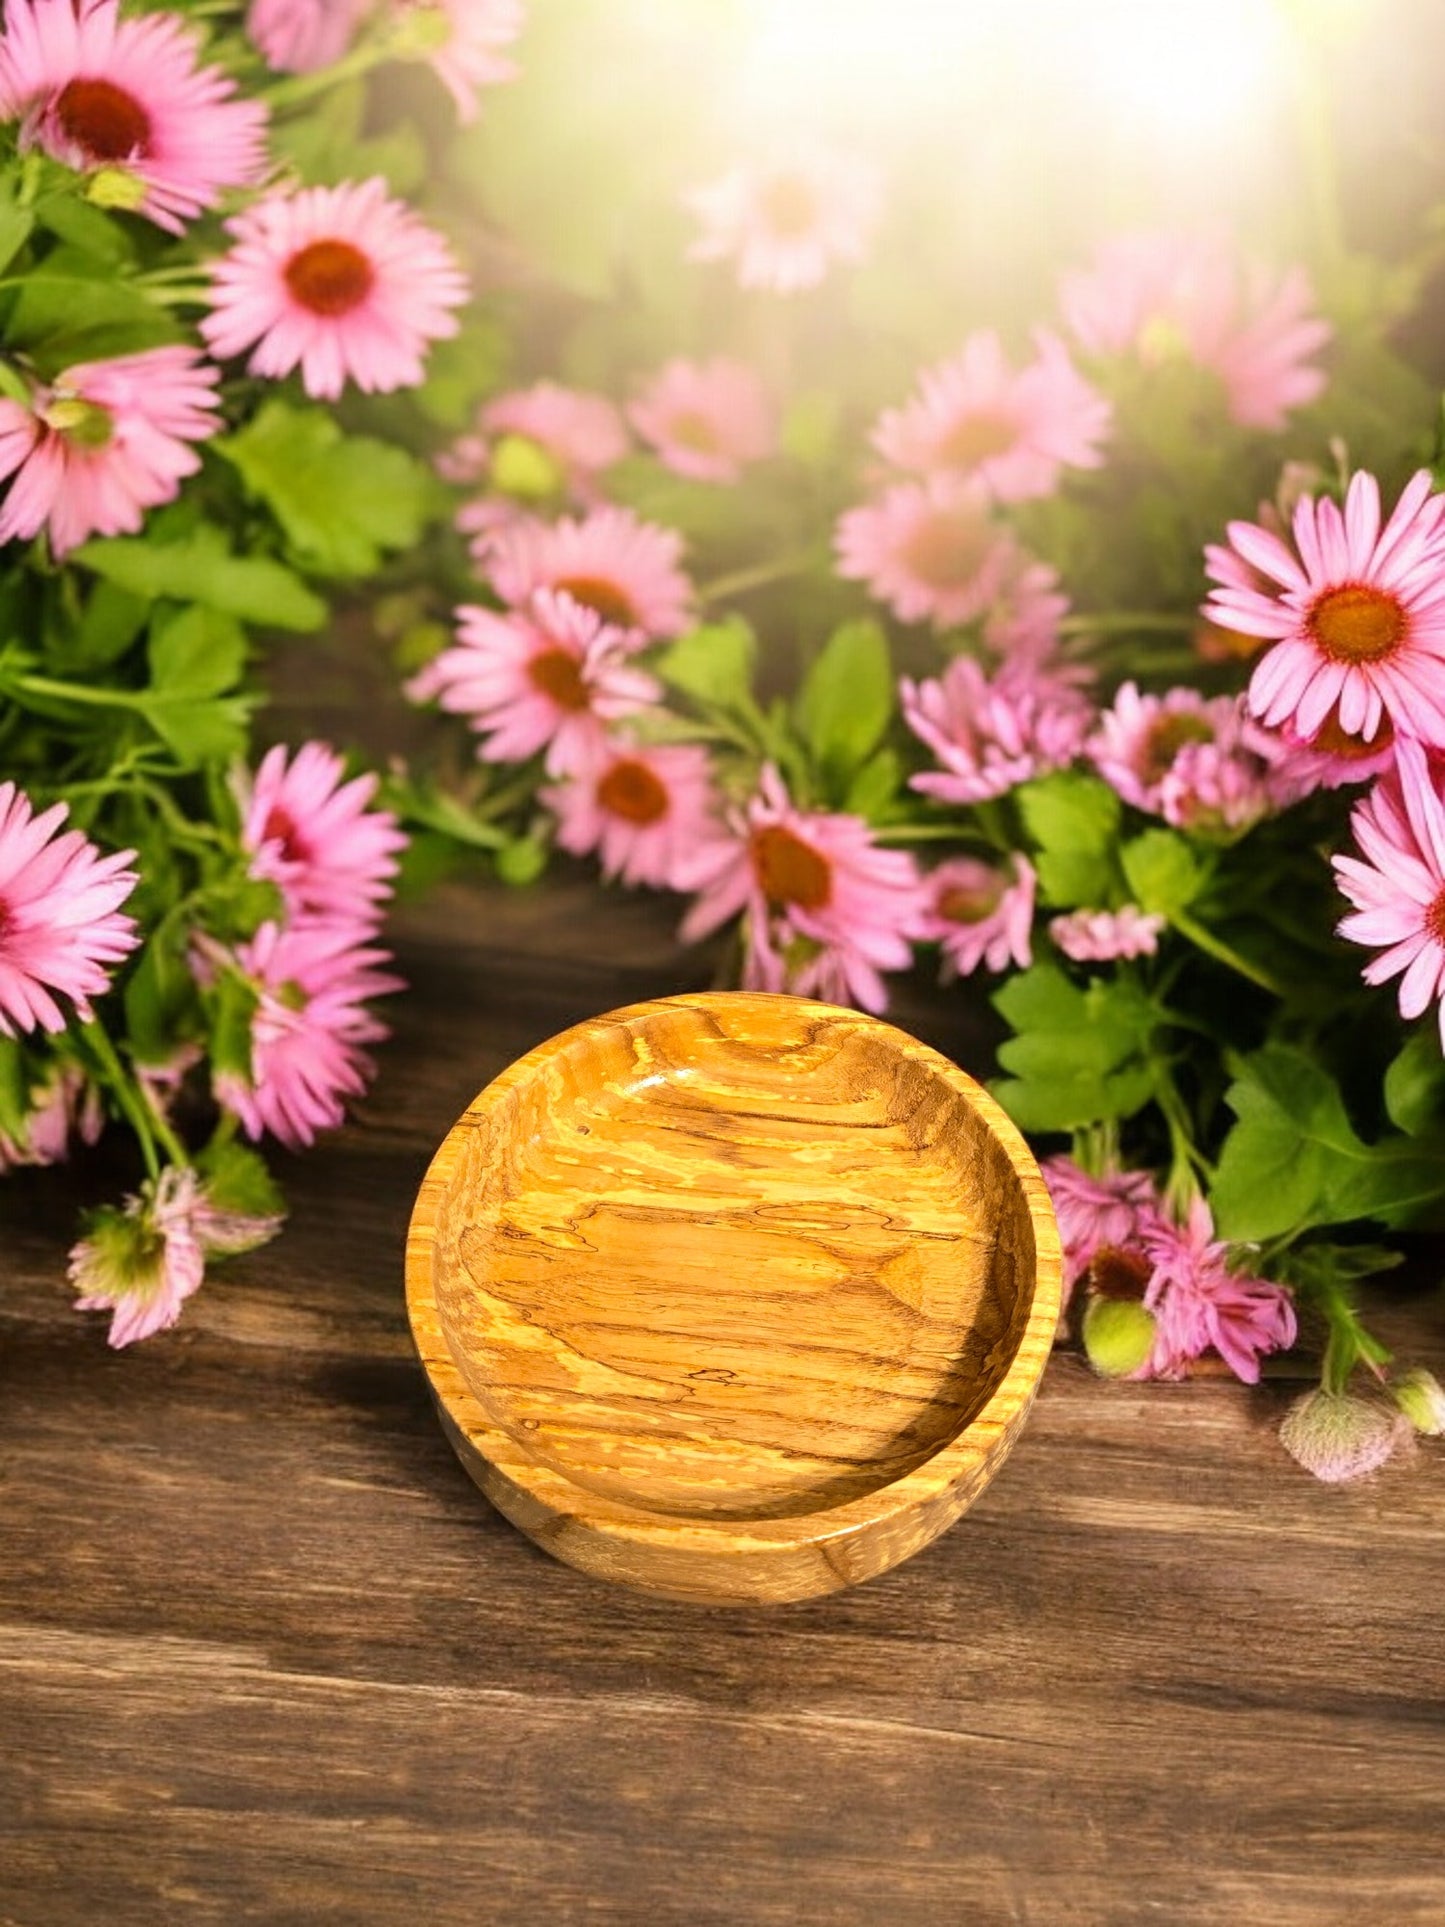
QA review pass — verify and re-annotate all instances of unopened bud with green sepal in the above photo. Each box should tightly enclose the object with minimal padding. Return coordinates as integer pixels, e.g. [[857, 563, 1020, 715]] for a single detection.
[[1082, 1296, 1156, 1377]]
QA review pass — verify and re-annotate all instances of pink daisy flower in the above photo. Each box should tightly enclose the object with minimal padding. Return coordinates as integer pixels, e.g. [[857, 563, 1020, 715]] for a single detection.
[[0, 0, 268, 233], [1061, 231, 1330, 431], [1042, 1155, 1161, 1298], [835, 481, 1021, 632], [202, 177, 469, 403], [483, 506, 694, 641], [628, 358, 776, 484], [918, 854, 1036, 980], [902, 657, 1094, 805], [241, 742, 407, 929], [1279, 1389, 1410, 1483], [0, 782, 138, 1037], [1136, 1196, 1297, 1383], [1089, 682, 1242, 816], [1204, 470, 1445, 749], [443, 381, 628, 493], [1050, 905, 1165, 963], [680, 766, 926, 1014], [0, 1059, 102, 1171], [872, 330, 1110, 503], [411, 589, 660, 776], [246, 0, 366, 72], [542, 741, 724, 892], [1333, 736, 1445, 1044], [685, 140, 881, 295], [216, 920, 403, 1151], [0, 346, 221, 558], [402, 0, 524, 125]]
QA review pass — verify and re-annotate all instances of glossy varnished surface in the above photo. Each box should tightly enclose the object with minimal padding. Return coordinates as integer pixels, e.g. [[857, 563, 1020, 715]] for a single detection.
[[3, 873, 1445, 1924], [409, 992, 1060, 1599]]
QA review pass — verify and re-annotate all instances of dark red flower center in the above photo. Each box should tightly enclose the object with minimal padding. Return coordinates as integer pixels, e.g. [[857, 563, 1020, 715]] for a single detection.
[[55, 78, 152, 163], [938, 880, 1001, 925], [597, 759, 668, 825], [1308, 704, 1395, 761], [899, 506, 992, 589], [1140, 711, 1215, 783], [937, 409, 1019, 471], [1308, 585, 1405, 664], [284, 239, 376, 318], [552, 574, 638, 628], [1428, 888, 1445, 946], [751, 824, 832, 910], [528, 647, 589, 710], [262, 804, 308, 865], [1088, 1243, 1152, 1301], [759, 174, 818, 238]]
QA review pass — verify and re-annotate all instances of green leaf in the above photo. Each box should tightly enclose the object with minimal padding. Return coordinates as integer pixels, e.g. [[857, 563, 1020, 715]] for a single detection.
[[1212, 1045, 1445, 1240], [0, 1036, 34, 1144], [795, 618, 893, 793], [4, 250, 180, 373], [1383, 1029, 1445, 1138], [655, 617, 758, 711], [1016, 770, 1121, 908], [135, 695, 254, 769], [990, 965, 1159, 1133], [216, 401, 437, 578], [844, 747, 903, 820], [72, 528, 326, 631], [209, 971, 259, 1084], [51, 580, 149, 673], [1121, 828, 1203, 917], [195, 1140, 285, 1224], [123, 935, 196, 1065], [147, 605, 247, 700], [0, 186, 33, 279]]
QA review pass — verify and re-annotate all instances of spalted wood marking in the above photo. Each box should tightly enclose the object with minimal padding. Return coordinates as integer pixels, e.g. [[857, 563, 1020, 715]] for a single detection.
[[408, 991, 1061, 1602]]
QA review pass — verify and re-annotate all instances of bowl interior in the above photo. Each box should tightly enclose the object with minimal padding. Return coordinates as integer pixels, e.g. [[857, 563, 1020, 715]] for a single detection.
[[430, 998, 1041, 1523]]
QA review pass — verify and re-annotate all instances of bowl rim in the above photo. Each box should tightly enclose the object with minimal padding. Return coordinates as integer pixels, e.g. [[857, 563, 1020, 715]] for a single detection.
[[405, 989, 1063, 1556]]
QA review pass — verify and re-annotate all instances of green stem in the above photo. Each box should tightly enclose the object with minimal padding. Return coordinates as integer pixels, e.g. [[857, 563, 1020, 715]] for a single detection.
[[1059, 612, 1195, 638], [1171, 910, 1283, 997], [261, 39, 389, 110], [698, 551, 816, 604], [78, 1018, 187, 1180], [872, 822, 994, 845]]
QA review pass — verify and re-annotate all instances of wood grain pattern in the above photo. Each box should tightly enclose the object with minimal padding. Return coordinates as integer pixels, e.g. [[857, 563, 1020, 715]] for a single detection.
[[2, 869, 1444, 1926], [407, 991, 1062, 1602]]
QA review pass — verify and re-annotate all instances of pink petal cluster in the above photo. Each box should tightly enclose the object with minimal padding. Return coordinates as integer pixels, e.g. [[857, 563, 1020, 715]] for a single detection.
[[681, 766, 926, 1013], [1204, 470, 1445, 748], [918, 854, 1035, 980], [0, 0, 268, 232], [835, 481, 1018, 631], [412, 588, 659, 776], [1089, 681, 1291, 833], [1050, 905, 1164, 963], [246, 0, 365, 72], [0, 346, 221, 557], [686, 140, 881, 295], [1061, 231, 1330, 431], [0, 1060, 102, 1171], [443, 381, 629, 493], [203, 177, 469, 402], [242, 742, 407, 928], [482, 506, 694, 640], [70, 1164, 282, 1348], [902, 657, 1094, 804], [872, 329, 1109, 502], [216, 921, 403, 1151], [1136, 1196, 1297, 1383], [410, 0, 524, 125], [1279, 1389, 1410, 1483], [0, 782, 138, 1037], [1270, 710, 1398, 792], [542, 741, 724, 893], [1041, 1155, 1160, 1296], [1333, 736, 1445, 1045], [628, 358, 776, 484]]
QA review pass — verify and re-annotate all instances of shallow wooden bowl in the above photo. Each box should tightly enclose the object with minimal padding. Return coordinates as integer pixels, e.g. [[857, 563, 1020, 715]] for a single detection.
[[406, 992, 1062, 1604]]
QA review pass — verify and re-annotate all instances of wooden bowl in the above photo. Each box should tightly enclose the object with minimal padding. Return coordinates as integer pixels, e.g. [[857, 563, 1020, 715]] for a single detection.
[[406, 992, 1062, 1604]]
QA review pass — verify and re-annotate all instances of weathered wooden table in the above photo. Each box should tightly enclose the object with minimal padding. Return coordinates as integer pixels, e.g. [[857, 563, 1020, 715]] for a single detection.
[[4, 874, 1444, 1925]]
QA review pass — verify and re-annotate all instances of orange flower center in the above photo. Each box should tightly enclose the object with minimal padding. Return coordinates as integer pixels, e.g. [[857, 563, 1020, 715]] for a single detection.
[[1308, 704, 1395, 761], [284, 239, 376, 318], [898, 506, 991, 589], [54, 78, 152, 162], [1429, 889, 1445, 946], [936, 409, 1018, 471], [667, 410, 721, 454], [1308, 585, 1405, 664], [751, 824, 833, 911], [597, 758, 669, 825], [759, 174, 818, 238], [938, 880, 1001, 924], [1140, 711, 1215, 783], [262, 804, 308, 863], [552, 574, 638, 627], [1088, 1244, 1152, 1301], [527, 647, 589, 710]]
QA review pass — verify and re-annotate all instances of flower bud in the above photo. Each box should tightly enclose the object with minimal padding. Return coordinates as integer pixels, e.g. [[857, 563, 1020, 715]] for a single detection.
[[1082, 1296, 1156, 1378], [1390, 1368, 1445, 1437], [1278, 1389, 1407, 1483], [489, 432, 565, 502], [85, 166, 148, 212]]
